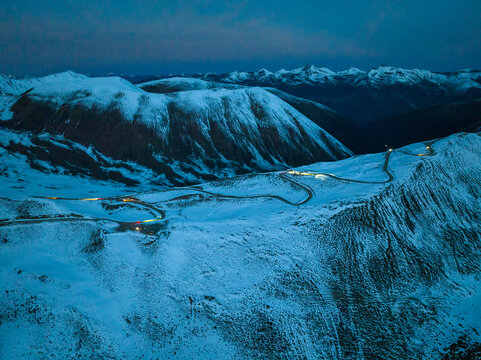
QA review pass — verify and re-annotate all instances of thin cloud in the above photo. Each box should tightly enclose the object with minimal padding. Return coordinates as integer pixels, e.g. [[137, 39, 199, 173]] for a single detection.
[[0, 10, 369, 73]]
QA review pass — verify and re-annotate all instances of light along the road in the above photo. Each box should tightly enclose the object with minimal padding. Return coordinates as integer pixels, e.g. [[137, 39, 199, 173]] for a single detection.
[[1, 139, 444, 233], [24, 196, 166, 230]]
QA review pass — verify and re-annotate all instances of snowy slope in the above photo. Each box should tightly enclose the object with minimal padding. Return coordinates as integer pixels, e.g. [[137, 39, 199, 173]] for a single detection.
[[1, 72, 351, 186], [195, 65, 481, 124], [1, 132, 481, 358], [139, 77, 241, 93], [138, 78, 371, 153], [0, 71, 88, 96]]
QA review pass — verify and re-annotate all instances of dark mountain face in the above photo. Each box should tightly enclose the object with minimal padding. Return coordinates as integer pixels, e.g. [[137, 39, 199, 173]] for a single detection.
[[0, 74, 350, 187], [258, 85, 481, 154], [264, 88, 377, 153], [370, 99, 481, 150]]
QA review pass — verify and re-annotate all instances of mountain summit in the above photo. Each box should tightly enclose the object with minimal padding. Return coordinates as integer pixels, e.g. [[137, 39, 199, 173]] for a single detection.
[[195, 65, 481, 123], [1, 72, 351, 186]]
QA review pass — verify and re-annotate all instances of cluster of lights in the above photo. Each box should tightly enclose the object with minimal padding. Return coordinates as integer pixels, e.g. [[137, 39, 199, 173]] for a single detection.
[[287, 170, 317, 176], [287, 170, 333, 179]]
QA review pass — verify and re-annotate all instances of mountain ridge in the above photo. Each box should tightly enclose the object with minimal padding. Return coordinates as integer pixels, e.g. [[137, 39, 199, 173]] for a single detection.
[[194, 64, 481, 90], [190, 65, 481, 123], [1, 73, 351, 186]]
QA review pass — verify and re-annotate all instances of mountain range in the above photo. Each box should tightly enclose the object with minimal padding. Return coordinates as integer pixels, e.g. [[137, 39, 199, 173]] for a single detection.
[[1, 65, 481, 359], [194, 64, 481, 121], [190, 65, 481, 151], [0, 71, 350, 187], [117, 65, 481, 152]]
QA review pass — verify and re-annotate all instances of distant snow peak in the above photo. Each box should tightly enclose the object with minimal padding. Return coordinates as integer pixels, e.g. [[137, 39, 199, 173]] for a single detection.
[[207, 65, 481, 92], [256, 68, 272, 76]]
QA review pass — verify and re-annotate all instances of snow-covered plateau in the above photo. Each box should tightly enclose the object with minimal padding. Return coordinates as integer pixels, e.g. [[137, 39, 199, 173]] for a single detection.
[[1, 129, 481, 359]]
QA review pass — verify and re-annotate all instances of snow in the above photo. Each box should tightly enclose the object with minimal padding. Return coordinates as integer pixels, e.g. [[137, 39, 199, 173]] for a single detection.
[[1, 132, 481, 358], [139, 76, 241, 91], [203, 65, 481, 93], [0, 71, 87, 95], [2, 67, 481, 357], [0, 128, 159, 199], [225, 70, 251, 82], [1, 72, 350, 166], [337, 67, 363, 76], [265, 87, 337, 113]]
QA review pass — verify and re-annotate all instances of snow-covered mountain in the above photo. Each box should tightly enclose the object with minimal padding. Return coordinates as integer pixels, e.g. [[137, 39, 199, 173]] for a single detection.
[[2, 69, 481, 359], [134, 77, 373, 153], [139, 76, 241, 93], [0, 70, 87, 96], [0, 72, 351, 186], [1, 131, 481, 358], [199, 64, 481, 92], [194, 65, 481, 123]]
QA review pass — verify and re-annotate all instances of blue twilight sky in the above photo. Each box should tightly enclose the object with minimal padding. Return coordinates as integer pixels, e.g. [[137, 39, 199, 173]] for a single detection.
[[1, 0, 480, 75]]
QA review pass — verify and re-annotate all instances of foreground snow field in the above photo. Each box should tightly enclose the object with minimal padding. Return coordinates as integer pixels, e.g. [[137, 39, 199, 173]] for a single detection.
[[1, 131, 481, 359]]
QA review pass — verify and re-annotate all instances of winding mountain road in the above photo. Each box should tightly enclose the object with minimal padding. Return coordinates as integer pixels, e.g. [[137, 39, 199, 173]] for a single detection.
[[287, 150, 393, 184], [178, 172, 313, 206], [0, 139, 440, 233], [285, 141, 437, 183]]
